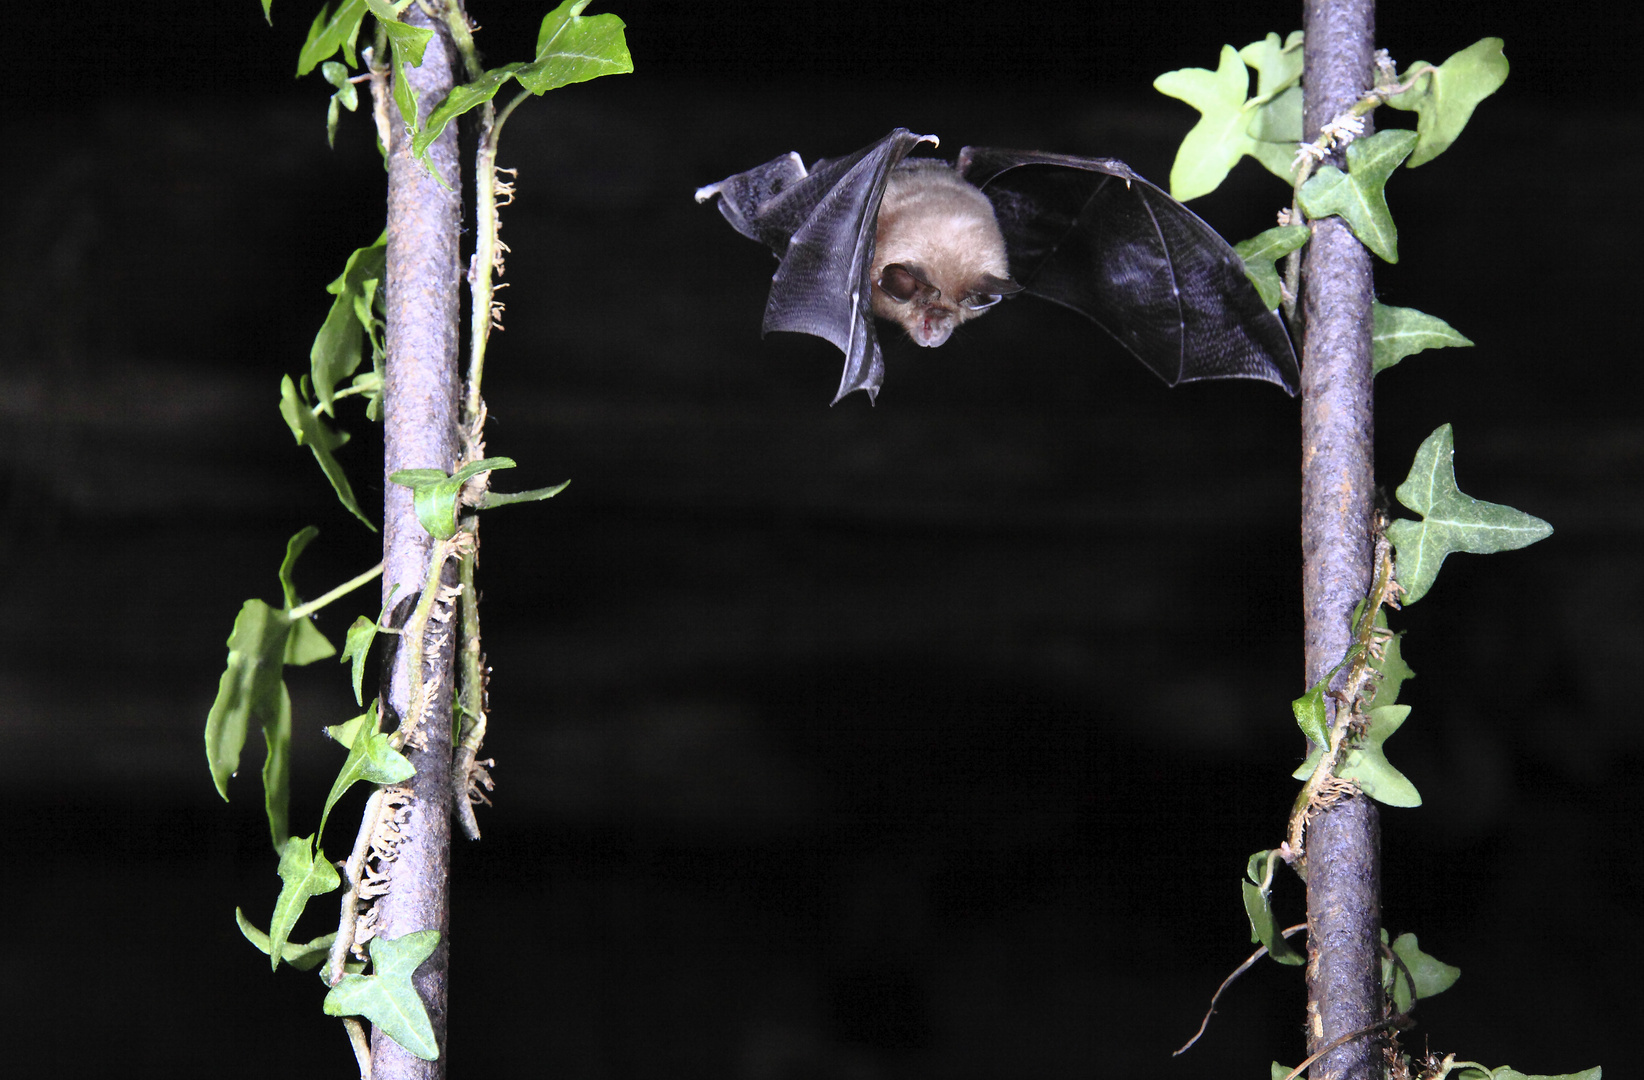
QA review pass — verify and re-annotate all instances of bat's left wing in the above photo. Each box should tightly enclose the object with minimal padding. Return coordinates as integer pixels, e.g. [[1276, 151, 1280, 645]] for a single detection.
[[696, 129, 935, 403], [957, 147, 1300, 395]]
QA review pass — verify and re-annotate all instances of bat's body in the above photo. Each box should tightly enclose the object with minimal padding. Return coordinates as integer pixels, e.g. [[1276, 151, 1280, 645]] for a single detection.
[[695, 129, 1298, 404]]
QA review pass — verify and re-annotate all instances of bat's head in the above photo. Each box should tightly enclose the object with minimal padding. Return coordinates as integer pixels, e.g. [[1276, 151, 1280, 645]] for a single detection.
[[872, 262, 1020, 347], [870, 160, 1022, 348]]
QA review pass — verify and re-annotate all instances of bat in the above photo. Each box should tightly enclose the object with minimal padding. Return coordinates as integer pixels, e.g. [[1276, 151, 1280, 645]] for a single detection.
[[695, 128, 1299, 404]]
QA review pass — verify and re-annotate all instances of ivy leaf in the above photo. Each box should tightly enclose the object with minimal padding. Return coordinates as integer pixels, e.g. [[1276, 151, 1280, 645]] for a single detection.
[[1241, 880, 1304, 965], [515, 0, 635, 94], [325, 712, 372, 751], [1373, 302, 1473, 374], [413, 63, 527, 164], [1246, 85, 1304, 182], [279, 526, 336, 665], [412, 2, 633, 165], [1291, 680, 1330, 748], [205, 599, 294, 850], [1453, 1068, 1600, 1080], [318, 701, 415, 845], [366, 0, 433, 68], [475, 478, 570, 510], [1154, 45, 1257, 201], [236, 907, 336, 972], [1337, 705, 1420, 807], [279, 375, 377, 532], [1234, 224, 1310, 309], [321, 61, 360, 148], [268, 834, 342, 971], [1382, 932, 1459, 1013], [389, 457, 517, 540], [1239, 31, 1304, 103], [1385, 38, 1509, 168], [1272, 1066, 1300, 1080], [340, 583, 399, 706], [1298, 129, 1417, 263], [1366, 612, 1414, 710], [311, 236, 386, 415], [340, 612, 385, 706], [323, 930, 443, 1061], [297, 0, 368, 76], [1386, 424, 1553, 603]]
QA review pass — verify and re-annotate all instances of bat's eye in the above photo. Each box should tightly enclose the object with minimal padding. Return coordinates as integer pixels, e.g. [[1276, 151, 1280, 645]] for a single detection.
[[877, 263, 935, 304]]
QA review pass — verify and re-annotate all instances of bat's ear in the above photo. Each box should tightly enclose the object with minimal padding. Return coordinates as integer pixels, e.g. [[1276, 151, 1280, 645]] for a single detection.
[[878, 263, 937, 303], [961, 273, 1024, 311]]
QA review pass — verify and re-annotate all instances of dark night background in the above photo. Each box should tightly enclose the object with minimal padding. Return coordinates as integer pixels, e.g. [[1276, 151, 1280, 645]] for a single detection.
[[2, 1, 1638, 1076]]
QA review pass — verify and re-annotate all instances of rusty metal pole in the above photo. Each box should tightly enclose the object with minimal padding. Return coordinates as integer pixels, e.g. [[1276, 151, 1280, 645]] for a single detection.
[[1299, 1, 1384, 1078]]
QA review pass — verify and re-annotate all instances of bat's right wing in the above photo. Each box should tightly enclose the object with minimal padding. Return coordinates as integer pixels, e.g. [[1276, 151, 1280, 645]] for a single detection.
[[958, 147, 1299, 395], [697, 129, 936, 403]]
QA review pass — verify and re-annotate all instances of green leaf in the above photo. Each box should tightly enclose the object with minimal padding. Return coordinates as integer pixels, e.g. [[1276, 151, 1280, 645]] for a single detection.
[[311, 236, 386, 414], [1372, 303, 1472, 374], [1246, 84, 1303, 174], [1337, 705, 1420, 807], [1272, 1065, 1299, 1080], [1241, 880, 1304, 965], [1366, 612, 1414, 710], [236, 908, 336, 972], [1382, 932, 1459, 1013], [318, 701, 415, 845], [1385, 38, 1509, 168], [279, 375, 377, 532], [475, 478, 570, 510], [516, 0, 635, 94], [1154, 45, 1258, 201], [1298, 129, 1417, 262], [321, 61, 359, 147], [1292, 742, 1324, 781], [325, 712, 372, 751], [413, 63, 527, 165], [1455, 1068, 1601, 1080], [1386, 424, 1554, 603], [262, 681, 293, 852], [297, 0, 368, 76], [389, 457, 517, 540], [279, 526, 337, 665], [323, 931, 442, 1060], [1372, 303, 1472, 373], [1234, 224, 1309, 309], [262, 1, 273, 26], [205, 599, 295, 847], [268, 834, 342, 971], [1291, 679, 1329, 748], [1239, 31, 1304, 104], [366, 0, 433, 68], [341, 616, 378, 706], [391, 54, 421, 137]]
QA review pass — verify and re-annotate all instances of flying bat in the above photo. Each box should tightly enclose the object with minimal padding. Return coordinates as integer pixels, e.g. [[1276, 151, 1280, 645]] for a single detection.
[[695, 128, 1299, 404]]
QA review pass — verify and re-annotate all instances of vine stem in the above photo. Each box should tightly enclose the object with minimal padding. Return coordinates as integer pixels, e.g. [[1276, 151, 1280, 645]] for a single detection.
[[289, 562, 384, 621]]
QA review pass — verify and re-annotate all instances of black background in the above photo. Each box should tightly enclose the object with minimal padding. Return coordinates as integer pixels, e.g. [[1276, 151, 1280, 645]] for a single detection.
[[3, 2, 1639, 1076]]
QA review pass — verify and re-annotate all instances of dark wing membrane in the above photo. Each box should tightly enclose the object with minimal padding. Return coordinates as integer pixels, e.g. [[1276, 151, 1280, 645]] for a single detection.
[[698, 129, 935, 403], [957, 148, 1299, 395]]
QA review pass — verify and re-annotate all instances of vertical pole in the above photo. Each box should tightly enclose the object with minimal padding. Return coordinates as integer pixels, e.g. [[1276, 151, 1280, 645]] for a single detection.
[[1300, 1, 1383, 1077], [376, 6, 462, 1076]]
